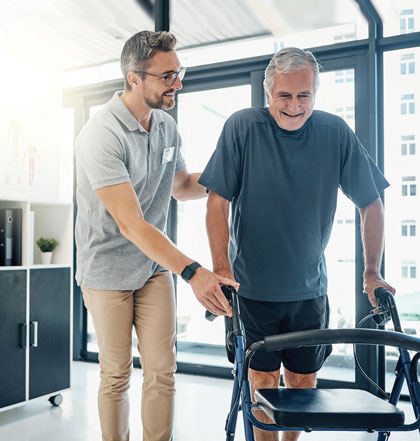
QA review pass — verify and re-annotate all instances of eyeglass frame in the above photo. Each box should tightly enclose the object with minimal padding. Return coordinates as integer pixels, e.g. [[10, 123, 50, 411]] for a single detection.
[[133, 66, 186, 87]]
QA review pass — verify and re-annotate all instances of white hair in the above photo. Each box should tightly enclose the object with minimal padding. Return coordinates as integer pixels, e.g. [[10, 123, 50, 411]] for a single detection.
[[264, 47, 320, 95]]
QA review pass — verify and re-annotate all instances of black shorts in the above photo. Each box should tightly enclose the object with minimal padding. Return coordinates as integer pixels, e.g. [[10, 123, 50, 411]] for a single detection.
[[238, 295, 332, 374]]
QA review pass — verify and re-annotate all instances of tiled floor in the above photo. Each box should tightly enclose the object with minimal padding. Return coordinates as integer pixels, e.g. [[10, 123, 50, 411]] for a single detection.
[[0, 361, 418, 441]]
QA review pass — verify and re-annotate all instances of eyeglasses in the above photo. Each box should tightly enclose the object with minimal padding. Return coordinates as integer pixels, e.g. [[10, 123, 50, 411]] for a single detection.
[[134, 66, 186, 87]]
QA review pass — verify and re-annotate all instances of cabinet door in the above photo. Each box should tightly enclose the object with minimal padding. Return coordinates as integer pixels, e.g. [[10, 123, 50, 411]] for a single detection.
[[0, 270, 27, 407], [29, 268, 70, 399]]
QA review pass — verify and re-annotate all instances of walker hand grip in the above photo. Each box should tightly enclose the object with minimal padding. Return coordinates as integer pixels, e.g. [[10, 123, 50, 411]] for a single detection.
[[205, 310, 218, 321], [372, 287, 392, 326], [374, 287, 402, 332], [374, 287, 393, 309], [204, 285, 235, 321]]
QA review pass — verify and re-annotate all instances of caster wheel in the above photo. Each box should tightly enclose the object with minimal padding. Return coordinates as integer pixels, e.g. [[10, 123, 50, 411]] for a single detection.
[[48, 394, 63, 407]]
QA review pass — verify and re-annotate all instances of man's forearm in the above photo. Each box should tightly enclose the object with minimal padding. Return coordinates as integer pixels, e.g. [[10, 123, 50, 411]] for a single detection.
[[206, 192, 232, 275], [359, 197, 384, 275], [121, 217, 193, 276]]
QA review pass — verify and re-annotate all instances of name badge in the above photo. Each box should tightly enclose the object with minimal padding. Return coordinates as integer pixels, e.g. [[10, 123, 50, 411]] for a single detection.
[[162, 146, 175, 164]]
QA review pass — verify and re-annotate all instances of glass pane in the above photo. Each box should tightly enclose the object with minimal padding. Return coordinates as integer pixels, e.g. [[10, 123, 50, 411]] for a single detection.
[[384, 48, 420, 393], [315, 69, 356, 382], [176, 85, 251, 366], [372, 1, 420, 37]]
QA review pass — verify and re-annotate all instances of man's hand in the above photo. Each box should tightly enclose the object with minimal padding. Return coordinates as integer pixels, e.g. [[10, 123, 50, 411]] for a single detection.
[[189, 267, 239, 316], [363, 269, 396, 308]]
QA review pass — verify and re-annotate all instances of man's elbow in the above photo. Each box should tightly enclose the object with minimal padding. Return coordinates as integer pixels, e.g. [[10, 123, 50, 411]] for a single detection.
[[172, 188, 188, 202], [116, 213, 145, 239]]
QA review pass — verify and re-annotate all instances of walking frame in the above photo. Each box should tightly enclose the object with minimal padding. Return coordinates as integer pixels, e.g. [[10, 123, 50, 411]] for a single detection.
[[206, 286, 420, 440]]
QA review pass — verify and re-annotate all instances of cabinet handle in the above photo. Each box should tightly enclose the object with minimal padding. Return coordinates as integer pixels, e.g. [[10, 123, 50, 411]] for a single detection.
[[20, 323, 27, 348], [30, 321, 38, 347]]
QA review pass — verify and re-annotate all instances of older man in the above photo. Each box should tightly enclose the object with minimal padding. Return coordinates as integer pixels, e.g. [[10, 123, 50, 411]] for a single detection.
[[199, 47, 395, 441]]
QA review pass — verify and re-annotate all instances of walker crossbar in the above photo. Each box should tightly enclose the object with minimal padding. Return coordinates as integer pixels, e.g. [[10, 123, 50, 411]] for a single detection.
[[206, 286, 420, 441], [254, 328, 420, 353]]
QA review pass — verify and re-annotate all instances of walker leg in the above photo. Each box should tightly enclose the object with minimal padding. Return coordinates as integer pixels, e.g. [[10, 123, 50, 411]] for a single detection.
[[225, 372, 240, 441]]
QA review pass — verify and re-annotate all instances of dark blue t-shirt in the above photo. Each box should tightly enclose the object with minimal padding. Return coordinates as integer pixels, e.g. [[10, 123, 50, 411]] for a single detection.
[[199, 107, 389, 302]]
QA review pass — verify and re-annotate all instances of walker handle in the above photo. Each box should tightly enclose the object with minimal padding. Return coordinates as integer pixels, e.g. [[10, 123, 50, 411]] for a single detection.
[[205, 285, 234, 321], [374, 287, 402, 333]]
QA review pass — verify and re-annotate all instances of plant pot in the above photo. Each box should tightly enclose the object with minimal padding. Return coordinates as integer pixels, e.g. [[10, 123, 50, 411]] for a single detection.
[[40, 252, 53, 265]]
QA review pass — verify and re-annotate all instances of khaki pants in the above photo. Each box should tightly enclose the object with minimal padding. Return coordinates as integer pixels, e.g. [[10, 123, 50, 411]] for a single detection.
[[82, 271, 176, 441]]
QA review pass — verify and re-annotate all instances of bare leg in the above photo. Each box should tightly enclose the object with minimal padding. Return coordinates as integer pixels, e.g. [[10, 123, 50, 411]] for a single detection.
[[249, 368, 280, 441], [280, 368, 317, 441]]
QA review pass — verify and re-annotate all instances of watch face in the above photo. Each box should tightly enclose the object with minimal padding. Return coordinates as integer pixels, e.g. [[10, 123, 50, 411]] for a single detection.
[[185, 268, 194, 280], [181, 262, 201, 281]]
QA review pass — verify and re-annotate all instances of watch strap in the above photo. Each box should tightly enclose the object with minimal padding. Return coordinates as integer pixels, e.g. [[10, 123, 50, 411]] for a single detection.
[[181, 261, 202, 282]]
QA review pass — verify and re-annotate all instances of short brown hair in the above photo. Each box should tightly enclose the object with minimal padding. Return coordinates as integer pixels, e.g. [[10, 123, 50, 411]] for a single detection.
[[120, 30, 177, 90]]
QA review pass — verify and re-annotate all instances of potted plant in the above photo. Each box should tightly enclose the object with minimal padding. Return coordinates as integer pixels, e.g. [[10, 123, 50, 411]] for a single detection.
[[36, 237, 59, 264]]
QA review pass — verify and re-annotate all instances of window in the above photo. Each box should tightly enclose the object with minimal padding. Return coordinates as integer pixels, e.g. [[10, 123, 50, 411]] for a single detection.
[[337, 218, 354, 224], [401, 94, 415, 115], [400, 53, 415, 75], [316, 67, 356, 383], [384, 49, 420, 393], [402, 176, 416, 196], [400, 9, 415, 34], [401, 135, 416, 156], [335, 69, 354, 84], [402, 261, 417, 279], [176, 85, 251, 366], [335, 106, 354, 123], [402, 221, 416, 237]]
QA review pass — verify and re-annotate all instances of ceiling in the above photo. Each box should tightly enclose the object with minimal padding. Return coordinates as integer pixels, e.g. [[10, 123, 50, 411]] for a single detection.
[[1, 0, 366, 71]]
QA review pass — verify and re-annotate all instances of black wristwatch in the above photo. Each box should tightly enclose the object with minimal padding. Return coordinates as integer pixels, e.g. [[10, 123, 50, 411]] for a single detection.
[[181, 261, 202, 282]]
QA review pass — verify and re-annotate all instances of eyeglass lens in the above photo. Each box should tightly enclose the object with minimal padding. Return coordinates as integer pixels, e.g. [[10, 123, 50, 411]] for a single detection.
[[166, 68, 186, 86]]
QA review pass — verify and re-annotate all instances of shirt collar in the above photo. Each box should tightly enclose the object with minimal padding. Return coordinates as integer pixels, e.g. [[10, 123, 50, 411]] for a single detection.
[[110, 91, 165, 133]]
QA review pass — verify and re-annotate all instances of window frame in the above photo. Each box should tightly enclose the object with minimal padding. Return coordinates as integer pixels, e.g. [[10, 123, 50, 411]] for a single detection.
[[62, 2, 420, 396]]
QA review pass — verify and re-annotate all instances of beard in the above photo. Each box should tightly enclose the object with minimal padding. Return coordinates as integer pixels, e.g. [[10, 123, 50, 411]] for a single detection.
[[145, 89, 176, 110]]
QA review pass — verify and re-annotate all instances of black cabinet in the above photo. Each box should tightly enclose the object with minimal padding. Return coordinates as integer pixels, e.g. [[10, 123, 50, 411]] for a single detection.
[[29, 268, 71, 399], [0, 270, 27, 408], [0, 267, 71, 410]]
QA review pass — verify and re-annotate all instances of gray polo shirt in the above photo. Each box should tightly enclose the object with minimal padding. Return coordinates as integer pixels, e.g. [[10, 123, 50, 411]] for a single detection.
[[75, 91, 186, 290]]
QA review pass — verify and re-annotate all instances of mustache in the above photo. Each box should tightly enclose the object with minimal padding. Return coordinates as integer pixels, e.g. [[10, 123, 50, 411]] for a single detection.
[[163, 89, 176, 95]]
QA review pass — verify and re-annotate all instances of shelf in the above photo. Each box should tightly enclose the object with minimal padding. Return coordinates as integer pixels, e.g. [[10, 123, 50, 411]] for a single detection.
[[0, 198, 73, 269], [30, 264, 72, 269], [0, 266, 26, 271], [0, 200, 29, 266], [31, 203, 73, 266]]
